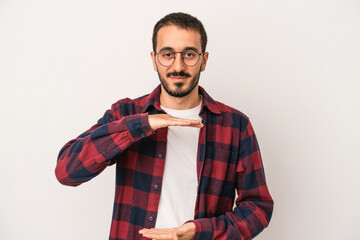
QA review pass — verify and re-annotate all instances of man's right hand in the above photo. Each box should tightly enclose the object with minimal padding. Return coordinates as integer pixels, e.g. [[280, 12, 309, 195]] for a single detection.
[[148, 114, 203, 131]]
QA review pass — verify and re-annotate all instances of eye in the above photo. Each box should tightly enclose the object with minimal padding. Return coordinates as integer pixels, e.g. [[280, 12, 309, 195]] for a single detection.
[[161, 51, 174, 59], [184, 51, 196, 58]]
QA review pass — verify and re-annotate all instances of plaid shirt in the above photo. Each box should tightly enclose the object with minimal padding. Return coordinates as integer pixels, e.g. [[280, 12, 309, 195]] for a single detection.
[[55, 85, 274, 240]]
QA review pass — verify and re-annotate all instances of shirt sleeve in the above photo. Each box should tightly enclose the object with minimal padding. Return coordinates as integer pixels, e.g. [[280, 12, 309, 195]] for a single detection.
[[55, 102, 154, 187], [189, 119, 274, 240]]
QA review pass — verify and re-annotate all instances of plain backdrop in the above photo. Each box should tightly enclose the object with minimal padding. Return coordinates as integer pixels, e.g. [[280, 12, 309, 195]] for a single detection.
[[1, 0, 359, 239]]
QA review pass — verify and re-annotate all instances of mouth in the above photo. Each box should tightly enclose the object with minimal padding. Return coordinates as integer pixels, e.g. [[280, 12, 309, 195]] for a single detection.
[[170, 76, 188, 81]]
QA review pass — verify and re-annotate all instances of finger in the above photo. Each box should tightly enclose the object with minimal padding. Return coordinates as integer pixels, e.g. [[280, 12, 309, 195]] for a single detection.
[[187, 123, 204, 128], [140, 228, 179, 239], [141, 232, 173, 240], [139, 227, 158, 232], [172, 231, 179, 240], [169, 120, 203, 127], [139, 228, 149, 234], [141, 228, 169, 234], [173, 122, 202, 127], [140, 228, 171, 234], [176, 119, 202, 124], [165, 116, 202, 124], [178, 123, 203, 128]]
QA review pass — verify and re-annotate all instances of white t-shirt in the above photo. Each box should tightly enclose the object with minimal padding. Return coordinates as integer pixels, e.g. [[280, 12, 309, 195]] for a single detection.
[[155, 97, 202, 229]]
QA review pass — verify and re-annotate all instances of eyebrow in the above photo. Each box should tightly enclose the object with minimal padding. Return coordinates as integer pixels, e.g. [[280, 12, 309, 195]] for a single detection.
[[158, 46, 201, 53]]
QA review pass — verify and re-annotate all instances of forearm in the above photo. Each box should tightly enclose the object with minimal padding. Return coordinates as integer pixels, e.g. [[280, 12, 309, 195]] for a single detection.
[[55, 112, 153, 186], [190, 198, 273, 239]]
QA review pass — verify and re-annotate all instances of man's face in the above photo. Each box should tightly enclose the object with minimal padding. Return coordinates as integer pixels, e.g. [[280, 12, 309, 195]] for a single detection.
[[151, 25, 209, 98]]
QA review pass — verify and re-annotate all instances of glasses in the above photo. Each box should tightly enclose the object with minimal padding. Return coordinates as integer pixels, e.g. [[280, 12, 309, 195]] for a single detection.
[[154, 49, 205, 67]]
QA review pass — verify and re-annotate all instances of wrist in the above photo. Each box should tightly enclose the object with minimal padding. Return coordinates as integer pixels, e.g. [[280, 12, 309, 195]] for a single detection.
[[184, 222, 196, 239]]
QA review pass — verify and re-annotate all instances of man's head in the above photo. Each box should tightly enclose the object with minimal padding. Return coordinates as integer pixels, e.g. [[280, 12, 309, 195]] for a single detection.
[[152, 12, 208, 54], [151, 12, 209, 98]]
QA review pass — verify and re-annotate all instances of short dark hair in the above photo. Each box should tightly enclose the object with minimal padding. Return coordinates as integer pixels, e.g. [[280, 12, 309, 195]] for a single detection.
[[152, 12, 208, 53]]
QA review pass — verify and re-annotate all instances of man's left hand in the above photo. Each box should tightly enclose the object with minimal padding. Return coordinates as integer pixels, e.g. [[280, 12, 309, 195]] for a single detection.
[[139, 222, 195, 240]]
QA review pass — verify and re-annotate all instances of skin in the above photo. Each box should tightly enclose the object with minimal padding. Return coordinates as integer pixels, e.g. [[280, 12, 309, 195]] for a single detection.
[[140, 25, 210, 239], [139, 223, 196, 240]]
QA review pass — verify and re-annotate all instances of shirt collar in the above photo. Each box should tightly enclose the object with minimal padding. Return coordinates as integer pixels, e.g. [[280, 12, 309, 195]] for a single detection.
[[140, 84, 221, 115]]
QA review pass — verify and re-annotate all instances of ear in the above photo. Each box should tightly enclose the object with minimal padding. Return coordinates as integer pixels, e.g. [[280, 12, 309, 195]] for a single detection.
[[200, 52, 209, 72], [150, 52, 158, 72]]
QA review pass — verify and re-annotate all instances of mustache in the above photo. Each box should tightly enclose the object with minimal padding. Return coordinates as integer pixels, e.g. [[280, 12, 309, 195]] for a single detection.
[[166, 71, 191, 78]]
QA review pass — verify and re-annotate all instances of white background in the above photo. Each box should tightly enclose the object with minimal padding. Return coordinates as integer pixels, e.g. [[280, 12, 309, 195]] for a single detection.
[[1, 0, 359, 239]]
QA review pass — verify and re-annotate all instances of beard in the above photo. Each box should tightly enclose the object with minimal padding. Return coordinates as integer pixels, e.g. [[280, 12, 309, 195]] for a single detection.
[[157, 68, 201, 98]]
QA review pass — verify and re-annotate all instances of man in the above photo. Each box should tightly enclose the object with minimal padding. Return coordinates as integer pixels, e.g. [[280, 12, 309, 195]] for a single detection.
[[55, 12, 274, 240]]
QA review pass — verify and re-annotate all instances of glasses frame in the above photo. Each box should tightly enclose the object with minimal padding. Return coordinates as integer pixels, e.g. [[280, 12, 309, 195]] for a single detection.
[[154, 50, 205, 67]]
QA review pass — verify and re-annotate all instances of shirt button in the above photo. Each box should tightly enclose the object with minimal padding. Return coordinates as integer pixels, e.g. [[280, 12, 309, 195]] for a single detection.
[[158, 153, 163, 159], [140, 133, 145, 137], [149, 216, 154, 221], [154, 184, 159, 190]]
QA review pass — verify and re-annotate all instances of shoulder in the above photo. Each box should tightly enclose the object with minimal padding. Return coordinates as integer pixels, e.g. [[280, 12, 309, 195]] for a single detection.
[[110, 93, 151, 117], [96, 93, 151, 125], [212, 100, 250, 132]]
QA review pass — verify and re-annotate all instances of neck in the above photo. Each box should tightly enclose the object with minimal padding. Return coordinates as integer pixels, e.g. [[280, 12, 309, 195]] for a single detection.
[[160, 85, 202, 110]]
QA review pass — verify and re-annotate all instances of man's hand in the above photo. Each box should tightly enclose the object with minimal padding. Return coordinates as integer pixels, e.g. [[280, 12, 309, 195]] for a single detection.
[[148, 114, 203, 131], [139, 222, 196, 240]]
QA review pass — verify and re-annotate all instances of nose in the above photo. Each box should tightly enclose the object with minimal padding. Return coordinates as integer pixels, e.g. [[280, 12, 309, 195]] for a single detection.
[[172, 52, 186, 72]]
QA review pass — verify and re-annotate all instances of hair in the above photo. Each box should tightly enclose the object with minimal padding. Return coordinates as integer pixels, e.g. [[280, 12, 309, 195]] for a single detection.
[[152, 12, 208, 53]]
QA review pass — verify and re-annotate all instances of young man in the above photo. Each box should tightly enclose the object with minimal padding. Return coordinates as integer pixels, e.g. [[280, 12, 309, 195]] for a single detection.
[[55, 12, 274, 240]]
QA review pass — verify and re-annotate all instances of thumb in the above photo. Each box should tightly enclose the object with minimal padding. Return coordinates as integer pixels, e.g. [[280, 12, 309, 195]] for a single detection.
[[172, 230, 179, 240]]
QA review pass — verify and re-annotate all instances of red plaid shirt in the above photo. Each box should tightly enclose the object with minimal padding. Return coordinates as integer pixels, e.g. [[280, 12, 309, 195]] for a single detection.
[[55, 85, 273, 240]]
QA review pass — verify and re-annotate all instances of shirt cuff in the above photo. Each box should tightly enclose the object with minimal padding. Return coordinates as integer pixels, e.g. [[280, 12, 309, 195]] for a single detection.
[[125, 112, 153, 141], [185, 218, 213, 239]]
